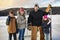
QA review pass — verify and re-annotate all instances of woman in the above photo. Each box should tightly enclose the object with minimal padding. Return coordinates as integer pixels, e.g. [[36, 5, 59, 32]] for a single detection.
[[17, 7, 26, 40], [45, 4, 52, 15], [45, 4, 52, 40]]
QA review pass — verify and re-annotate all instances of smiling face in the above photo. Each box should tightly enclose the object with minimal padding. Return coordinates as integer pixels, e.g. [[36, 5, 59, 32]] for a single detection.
[[34, 4, 39, 12], [19, 7, 25, 15], [20, 11, 25, 15], [34, 6, 39, 12]]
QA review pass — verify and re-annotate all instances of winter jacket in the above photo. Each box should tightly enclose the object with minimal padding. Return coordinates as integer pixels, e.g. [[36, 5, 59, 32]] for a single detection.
[[6, 16, 17, 33], [28, 10, 48, 26], [42, 20, 51, 34], [17, 13, 26, 29]]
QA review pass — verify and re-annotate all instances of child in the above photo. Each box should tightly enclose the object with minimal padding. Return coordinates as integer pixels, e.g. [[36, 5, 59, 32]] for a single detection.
[[6, 11, 17, 40], [42, 15, 51, 40]]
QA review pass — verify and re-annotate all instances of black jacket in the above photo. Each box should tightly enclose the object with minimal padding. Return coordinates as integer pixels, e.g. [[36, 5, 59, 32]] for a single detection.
[[28, 10, 48, 26]]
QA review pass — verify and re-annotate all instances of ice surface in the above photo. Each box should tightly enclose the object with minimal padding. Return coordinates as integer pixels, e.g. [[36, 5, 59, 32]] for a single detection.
[[0, 15, 60, 40]]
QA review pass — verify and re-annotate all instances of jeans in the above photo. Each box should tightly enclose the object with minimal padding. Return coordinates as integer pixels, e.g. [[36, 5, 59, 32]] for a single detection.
[[18, 28, 25, 40], [9, 33, 16, 40], [44, 33, 50, 40]]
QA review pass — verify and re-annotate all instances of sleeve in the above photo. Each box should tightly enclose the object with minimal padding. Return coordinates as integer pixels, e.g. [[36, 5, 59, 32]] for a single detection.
[[28, 12, 33, 24], [6, 16, 10, 25], [42, 11, 48, 16], [47, 19, 51, 28], [15, 19, 18, 27], [15, 19, 18, 29], [15, 19, 19, 33]]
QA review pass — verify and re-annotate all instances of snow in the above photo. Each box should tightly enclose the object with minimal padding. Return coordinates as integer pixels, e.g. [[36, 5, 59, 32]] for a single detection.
[[0, 15, 60, 40]]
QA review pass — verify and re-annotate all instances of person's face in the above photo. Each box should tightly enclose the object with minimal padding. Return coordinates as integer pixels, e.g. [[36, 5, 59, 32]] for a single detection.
[[20, 11, 24, 15], [34, 6, 39, 12], [44, 18, 47, 20]]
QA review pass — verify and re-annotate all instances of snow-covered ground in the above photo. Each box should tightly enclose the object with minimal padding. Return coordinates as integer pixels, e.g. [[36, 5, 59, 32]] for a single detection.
[[0, 15, 60, 40]]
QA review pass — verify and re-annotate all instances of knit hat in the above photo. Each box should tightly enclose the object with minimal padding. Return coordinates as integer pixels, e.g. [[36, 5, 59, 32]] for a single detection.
[[43, 15, 48, 19]]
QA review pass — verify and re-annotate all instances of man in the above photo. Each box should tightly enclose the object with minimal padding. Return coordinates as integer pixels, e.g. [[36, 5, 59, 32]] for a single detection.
[[28, 4, 48, 40]]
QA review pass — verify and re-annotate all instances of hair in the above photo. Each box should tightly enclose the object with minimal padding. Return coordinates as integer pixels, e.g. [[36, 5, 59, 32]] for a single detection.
[[34, 4, 39, 8], [45, 4, 52, 12], [9, 10, 14, 15], [49, 4, 52, 8]]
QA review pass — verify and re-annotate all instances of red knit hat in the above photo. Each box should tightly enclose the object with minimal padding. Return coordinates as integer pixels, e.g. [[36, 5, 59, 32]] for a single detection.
[[43, 15, 48, 19], [20, 7, 24, 12]]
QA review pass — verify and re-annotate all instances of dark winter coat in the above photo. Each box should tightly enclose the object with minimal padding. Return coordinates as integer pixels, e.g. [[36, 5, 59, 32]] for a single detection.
[[42, 20, 51, 34], [28, 10, 48, 26]]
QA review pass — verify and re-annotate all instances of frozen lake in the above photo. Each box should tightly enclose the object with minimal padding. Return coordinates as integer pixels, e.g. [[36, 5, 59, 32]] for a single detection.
[[0, 15, 60, 40]]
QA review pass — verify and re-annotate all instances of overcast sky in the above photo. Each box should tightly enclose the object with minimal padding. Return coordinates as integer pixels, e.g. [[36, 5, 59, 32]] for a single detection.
[[0, 0, 60, 10]]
